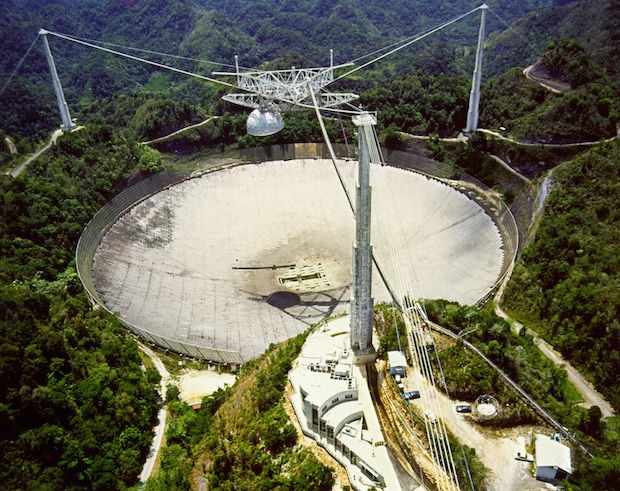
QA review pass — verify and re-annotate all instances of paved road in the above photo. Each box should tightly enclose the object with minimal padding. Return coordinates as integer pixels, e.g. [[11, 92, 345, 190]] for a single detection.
[[399, 131, 467, 143], [536, 338, 614, 417], [138, 343, 171, 483], [494, 267, 614, 418], [428, 320, 594, 457], [523, 64, 564, 94], [142, 116, 218, 145], [494, 306, 614, 418], [9, 128, 63, 177], [487, 153, 531, 184], [479, 127, 620, 148]]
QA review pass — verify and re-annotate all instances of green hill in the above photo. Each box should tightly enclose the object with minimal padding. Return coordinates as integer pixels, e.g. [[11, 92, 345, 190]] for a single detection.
[[486, 0, 620, 81], [0, 126, 166, 490], [0, 0, 554, 143], [504, 140, 620, 410]]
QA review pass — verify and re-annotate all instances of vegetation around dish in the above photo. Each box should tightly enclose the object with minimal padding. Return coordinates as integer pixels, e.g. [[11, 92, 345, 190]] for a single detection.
[[0, 126, 167, 489], [480, 40, 618, 143], [503, 140, 620, 411], [0, 0, 619, 489], [422, 300, 619, 489], [145, 331, 334, 491]]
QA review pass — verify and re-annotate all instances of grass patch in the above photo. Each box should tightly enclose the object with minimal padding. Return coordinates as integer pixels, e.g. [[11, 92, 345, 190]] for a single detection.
[[565, 381, 585, 405]]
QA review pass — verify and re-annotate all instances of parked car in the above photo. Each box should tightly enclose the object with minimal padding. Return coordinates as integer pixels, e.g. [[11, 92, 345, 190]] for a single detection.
[[403, 391, 420, 401], [425, 411, 437, 424], [456, 404, 472, 413]]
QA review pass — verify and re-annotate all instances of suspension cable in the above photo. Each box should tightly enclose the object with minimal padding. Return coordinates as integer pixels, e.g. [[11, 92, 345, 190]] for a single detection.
[[347, 22, 443, 65], [327, 6, 481, 87], [486, 7, 533, 49], [0, 34, 40, 98], [50, 31, 244, 69], [43, 30, 238, 90]]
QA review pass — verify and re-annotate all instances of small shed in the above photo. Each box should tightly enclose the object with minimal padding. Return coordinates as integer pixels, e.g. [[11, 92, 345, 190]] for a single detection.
[[334, 364, 350, 378], [535, 433, 572, 482], [387, 351, 407, 377]]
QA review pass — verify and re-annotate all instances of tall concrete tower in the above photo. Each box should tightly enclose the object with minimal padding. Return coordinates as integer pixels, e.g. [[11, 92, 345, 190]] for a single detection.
[[465, 4, 488, 133], [39, 30, 75, 132], [350, 112, 376, 362]]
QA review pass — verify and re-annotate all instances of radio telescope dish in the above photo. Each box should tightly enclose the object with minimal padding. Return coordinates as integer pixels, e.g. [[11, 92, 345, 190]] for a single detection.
[[247, 106, 284, 136]]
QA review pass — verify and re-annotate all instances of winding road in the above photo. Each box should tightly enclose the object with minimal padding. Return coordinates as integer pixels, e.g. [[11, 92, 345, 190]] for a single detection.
[[523, 64, 565, 94], [9, 128, 63, 177], [493, 268, 614, 418], [138, 343, 170, 483], [478, 127, 620, 148], [487, 153, 531, 184]]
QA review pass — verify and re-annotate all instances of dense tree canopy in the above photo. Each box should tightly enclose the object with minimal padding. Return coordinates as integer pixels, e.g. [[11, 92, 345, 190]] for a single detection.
[[480, 41, 618, 143], [0, 126, 166, 489], [145, 332, 335, 491], [504, 140, 620, 410]]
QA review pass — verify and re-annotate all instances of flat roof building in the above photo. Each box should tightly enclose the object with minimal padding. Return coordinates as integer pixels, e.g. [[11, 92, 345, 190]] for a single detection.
[[535, 433, 572, 483], [289, 316, 406, 490], [387, 350, 407, 377]]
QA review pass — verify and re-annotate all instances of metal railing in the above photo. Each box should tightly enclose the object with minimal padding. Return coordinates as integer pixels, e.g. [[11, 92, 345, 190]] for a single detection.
[[76, 143, 519, 363]]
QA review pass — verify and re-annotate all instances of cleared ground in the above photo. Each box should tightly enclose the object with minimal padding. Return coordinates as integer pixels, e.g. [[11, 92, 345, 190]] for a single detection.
[[93, 159, 503, 360], [178, 370, 236, 406]]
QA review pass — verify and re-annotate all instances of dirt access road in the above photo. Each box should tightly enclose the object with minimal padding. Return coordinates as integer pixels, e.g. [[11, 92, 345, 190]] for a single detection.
[[402, 368, 544, 491], [138, 344, 171, 483], [9, 128, 63, 177], [494, 270, 614, 418]]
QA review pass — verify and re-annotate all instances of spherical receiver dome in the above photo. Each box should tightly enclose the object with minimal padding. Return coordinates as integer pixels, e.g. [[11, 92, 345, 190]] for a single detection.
[[247, 107, 284, 136]]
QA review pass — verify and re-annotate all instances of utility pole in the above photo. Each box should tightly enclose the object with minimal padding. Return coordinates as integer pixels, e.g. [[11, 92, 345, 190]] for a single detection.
[[350, 112, 377, 363], [39, 29, 75, 132], [465, 4, 488, 134]]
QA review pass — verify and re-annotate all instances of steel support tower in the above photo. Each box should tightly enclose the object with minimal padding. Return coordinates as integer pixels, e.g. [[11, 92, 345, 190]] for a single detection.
[[39, 30, 75, 132], [350, 112, 377, 362], [465, 4, 488, 133]]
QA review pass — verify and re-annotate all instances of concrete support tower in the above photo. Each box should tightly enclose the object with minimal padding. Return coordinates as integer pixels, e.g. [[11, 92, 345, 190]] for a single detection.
[[465, 4, 488, 133], [39, 30, 75, 132], [350, 112, 376, 361]]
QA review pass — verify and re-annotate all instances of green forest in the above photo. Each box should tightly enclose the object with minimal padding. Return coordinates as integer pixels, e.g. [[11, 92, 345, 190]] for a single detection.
[[145, 331, 334, 491], [504, 140, 620, 410], [2, 0, 618, 147], [0, 0, 619, 489], [0, 126, 166, 489], [422, 301, 619, 490]]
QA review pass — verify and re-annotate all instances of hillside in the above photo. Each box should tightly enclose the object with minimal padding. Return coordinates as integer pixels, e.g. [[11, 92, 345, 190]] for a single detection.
[[1, 2, 619, 489], [503, 140, 620, 411], [144, 331, 334, 491], [480, 40, 618, 143], [0, 126, 167, 490], [0, 0, 198, 142], [0, 0, 554, 143], [486, 0, 620, 81]]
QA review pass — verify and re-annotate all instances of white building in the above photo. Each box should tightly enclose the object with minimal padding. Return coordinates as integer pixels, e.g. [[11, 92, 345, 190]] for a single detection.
[[387, 350, 407, 377], [289, 316, 405, 490], [535, 433, 572, 482]]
